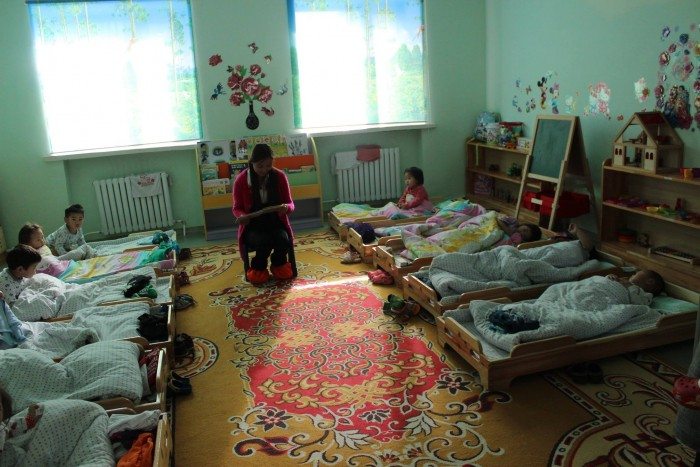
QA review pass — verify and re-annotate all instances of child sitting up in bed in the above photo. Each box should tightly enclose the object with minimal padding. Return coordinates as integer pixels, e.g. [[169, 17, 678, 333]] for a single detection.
[[45, 204, 95, 260], [397, 167, 431, 211], [0, 245, 41, 307]]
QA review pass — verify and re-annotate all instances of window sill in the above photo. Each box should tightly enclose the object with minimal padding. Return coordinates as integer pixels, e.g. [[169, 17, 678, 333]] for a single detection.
[[298, 122, 435, 138], [43, 140, 198, 161]]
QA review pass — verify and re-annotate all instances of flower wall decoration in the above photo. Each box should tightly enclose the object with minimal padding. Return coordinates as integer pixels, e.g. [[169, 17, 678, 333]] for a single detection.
[[209, 43, 275, 130]]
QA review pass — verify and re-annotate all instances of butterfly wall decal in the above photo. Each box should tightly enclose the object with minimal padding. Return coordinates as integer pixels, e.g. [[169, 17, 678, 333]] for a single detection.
[[264, 55, 272, 63], [210, 83, 226, 100], [261, 107, 275, 116], [248, 42, 258, 53], [276, 82, 288, 96]]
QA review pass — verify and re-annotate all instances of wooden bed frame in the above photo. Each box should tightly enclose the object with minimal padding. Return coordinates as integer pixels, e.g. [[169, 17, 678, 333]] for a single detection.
[[374, 235, 557, 285], [98, 346, 169, 413], [153, 413, 173, 467], [436, 281, 699, 391], [345, 218, 432, 262], [99, 268, 176, 307], [403, 248, 625, 319], [105, 410, 172, 466], [328, 210, 430, 240]]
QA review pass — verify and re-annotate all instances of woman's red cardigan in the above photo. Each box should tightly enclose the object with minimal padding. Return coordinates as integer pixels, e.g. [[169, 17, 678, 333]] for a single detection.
[[231, 167, 295, 252]]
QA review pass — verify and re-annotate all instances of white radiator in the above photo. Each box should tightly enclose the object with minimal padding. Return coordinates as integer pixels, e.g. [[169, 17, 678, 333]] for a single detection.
[[93, 172, 174, 235], [336, 148, 402, 203]]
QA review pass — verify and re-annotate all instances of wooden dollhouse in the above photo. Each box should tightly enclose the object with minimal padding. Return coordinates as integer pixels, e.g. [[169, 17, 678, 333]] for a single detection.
[[612, 111, 683, 173]]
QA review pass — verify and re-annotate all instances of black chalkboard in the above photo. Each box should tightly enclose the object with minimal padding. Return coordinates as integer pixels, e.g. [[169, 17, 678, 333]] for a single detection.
[[529, 117, 574, 179]]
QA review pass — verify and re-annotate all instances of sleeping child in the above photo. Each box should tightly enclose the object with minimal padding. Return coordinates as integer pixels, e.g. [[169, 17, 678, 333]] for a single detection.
[[446, 270, 665, 352]]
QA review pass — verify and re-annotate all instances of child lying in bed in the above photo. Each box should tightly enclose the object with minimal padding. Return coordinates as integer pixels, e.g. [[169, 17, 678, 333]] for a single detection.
[[0, 387, 163, 466], [19, 222, 178, 283], [447, 269, 665, 352]]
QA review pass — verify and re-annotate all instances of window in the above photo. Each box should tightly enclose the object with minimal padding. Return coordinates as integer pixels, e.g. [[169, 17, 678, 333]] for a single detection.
[[28, 0, 201, 153], [288, 0, 427, 128]]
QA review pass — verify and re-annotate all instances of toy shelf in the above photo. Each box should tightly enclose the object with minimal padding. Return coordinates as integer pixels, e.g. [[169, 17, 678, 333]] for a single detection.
[[601, 203, 700, 230], [600, 158, 699, 292], [465, 138, 530, 221]]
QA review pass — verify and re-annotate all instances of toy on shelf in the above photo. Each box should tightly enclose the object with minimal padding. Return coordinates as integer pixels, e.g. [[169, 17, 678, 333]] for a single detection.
[[612, 111, 684, 173], [650, 246, 699, 265]]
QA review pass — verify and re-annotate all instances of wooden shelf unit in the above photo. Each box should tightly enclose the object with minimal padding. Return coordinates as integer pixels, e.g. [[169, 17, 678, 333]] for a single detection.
[[600, 159, 700, 290], [197, 137, 323, 241], [465, 138, 537, 222]]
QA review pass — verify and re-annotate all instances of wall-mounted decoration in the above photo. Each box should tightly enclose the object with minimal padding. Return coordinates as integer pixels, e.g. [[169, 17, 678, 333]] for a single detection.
[[655, 24, 698, 130], [584, 82, 612, 119], [634, 77, 650, 103], [208, 42, 280, 130], [510, 72, 557, 114]]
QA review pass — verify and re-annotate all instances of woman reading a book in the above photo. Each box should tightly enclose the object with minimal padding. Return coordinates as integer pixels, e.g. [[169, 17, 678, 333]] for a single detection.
[[232, 143, 295, 284]]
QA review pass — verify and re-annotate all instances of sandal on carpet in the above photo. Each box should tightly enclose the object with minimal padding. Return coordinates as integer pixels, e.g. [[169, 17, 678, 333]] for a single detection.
[[566, 363, 589, 384], [175, 270, 191, 287], [586, 362, 604, 384], [673, 376, 700, 409], [167, 377, 192, 396], [179, 248, 192, 261], [369, 270, 394, 285], [174, 333, 195, 359], [383, 294, 405, 312], [174, 294, 195, 311], [340, 250, 362, 264]]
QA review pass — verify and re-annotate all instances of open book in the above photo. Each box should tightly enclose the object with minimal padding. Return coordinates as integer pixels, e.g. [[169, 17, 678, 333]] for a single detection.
[[236, 204, 285, 222]]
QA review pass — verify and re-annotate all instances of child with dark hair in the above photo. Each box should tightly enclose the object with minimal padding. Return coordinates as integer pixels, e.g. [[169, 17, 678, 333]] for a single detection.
[[45, 204, 95, 258], [0, 245, 42, 306], [232, 143, 295, 284], [0, 384, 11, 421], [397, 166, 430, 210], [606, 269, 665, 296], [495, 217, 543, 246]]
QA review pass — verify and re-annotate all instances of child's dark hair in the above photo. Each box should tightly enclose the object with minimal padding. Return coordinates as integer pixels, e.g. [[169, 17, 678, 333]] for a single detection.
[[18, 223, 42, 245], [405, 167, 424, 185], [0, 384, 12, 420], [6, 245, 42, 271], [65, 204, 84, 217], [522, 223, 542, 242], [643, 270, 665, 296]]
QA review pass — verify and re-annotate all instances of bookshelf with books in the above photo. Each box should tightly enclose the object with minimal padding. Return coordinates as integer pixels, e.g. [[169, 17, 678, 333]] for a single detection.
[[196, 134, 323, 241]]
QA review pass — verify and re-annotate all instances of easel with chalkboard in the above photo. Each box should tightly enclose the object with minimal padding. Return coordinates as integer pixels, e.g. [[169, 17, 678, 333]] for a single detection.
[[514, 115, 597, 231]]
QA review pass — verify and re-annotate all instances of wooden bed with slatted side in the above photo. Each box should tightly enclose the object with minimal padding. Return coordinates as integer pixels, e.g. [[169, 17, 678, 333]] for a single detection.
[[374, 234, 557, 285], [345, 217, 432, 262], [328, 210, 430, 241], [436, 281, 699, 391], [99, 345, 169, 413], [403, 248, 625, 319]]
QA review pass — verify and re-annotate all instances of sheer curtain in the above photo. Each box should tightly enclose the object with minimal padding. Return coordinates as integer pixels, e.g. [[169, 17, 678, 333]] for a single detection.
[[28, 0, 201, 153], [288, 0, 427, 128]]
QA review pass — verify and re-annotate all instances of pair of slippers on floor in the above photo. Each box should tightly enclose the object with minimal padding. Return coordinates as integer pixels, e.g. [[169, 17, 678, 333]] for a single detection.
[[383, 294, 421, 322], [168, 371, 192, 396], [674, 376, 700, 410], [566, 362, 604, 384], [368, 269, 393, 285]]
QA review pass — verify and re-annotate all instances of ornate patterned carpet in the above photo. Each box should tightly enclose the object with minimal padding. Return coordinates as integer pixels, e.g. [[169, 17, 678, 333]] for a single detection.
[[173, 230, 695, 466]]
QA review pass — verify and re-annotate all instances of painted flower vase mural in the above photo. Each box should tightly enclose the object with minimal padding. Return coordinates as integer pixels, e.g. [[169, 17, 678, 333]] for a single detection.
[[209, 43, 275, 130]]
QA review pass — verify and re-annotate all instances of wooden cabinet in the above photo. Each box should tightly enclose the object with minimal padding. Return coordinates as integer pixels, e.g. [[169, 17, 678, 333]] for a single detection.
[[600, 159, 700, 290], [197, 137, 323, 241], [465, 138, 537, 222]]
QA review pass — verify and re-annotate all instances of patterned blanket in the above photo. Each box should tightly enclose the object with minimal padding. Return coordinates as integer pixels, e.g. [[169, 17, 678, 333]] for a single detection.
[[0, 399, 113, 466], [429, 240, 599, 299], [400, 210, 505, 260], [0, 341, 144, 413], [445, 276, 660, 352], [89, 229, 176, 257], [374, 199, 486, 237], [13, 267, 168, 321], [332, 200, 434, 224]]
